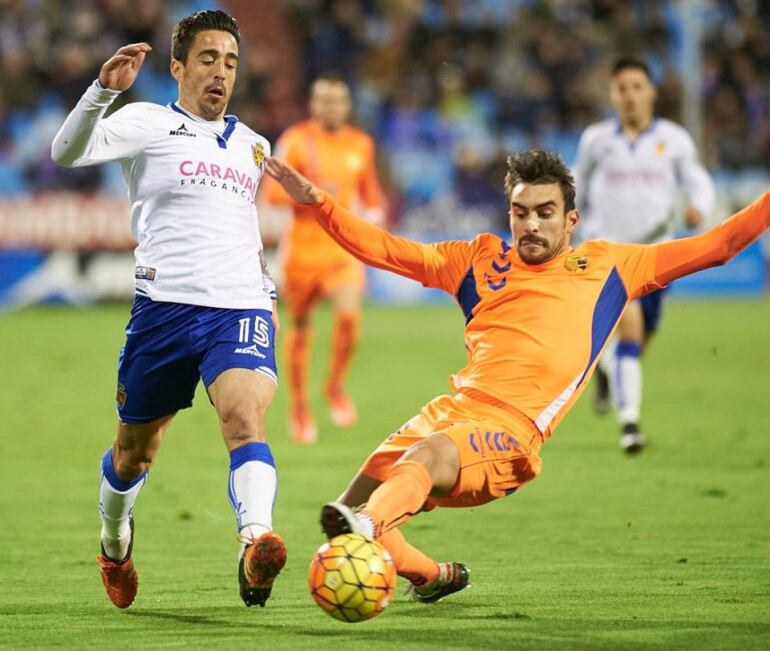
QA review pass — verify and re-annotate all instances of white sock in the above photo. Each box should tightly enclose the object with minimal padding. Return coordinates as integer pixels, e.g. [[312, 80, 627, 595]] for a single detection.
[[228, 442, 277, 555], [98, 448, 147, 561], [612, 342, 642, 425], [598, 338, 617, 377]]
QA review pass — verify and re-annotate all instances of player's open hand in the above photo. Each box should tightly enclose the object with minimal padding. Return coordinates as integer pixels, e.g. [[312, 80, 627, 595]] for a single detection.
[[99, 43, 152, 92], [265, 158, 323, 205]]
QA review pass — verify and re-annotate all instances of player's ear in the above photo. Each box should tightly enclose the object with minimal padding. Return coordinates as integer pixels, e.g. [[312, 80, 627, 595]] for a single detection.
[[566, 209, 579, 234], [170, 58, 183, 83]]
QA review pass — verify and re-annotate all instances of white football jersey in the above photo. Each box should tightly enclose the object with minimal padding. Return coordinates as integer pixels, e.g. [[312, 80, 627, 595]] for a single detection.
[[574, 117, 715, 244], [52, 80, 275, 309]]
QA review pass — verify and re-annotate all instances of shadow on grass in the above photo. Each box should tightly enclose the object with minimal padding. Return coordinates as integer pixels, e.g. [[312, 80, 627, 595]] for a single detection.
[[124, 610, 231, 627], [293, 617, 770, 650]]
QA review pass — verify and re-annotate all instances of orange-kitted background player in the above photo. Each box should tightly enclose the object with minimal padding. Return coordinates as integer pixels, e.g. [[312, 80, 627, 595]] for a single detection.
[[262, 74, 386, 443]]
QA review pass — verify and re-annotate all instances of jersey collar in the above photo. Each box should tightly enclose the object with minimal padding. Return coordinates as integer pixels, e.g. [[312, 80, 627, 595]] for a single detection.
[[616, 116, 658, 151], [169, 102, 239, 149]]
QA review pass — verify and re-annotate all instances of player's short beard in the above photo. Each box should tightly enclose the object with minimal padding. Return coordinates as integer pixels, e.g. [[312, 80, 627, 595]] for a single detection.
[[517, 232, 566, 265]]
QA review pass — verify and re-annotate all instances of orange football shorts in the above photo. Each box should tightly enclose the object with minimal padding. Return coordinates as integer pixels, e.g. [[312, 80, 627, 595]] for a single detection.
[[281, 256, 365, 320], [360, 388, 543, 509]]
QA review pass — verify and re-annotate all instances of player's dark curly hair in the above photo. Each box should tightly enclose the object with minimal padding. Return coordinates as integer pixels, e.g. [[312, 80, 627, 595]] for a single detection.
[[504, 149, 576, 211], [171, 10, 240, 63]]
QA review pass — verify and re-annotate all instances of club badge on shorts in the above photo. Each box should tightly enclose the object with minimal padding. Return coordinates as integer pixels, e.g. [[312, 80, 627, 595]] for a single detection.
[[116, 383, 127, 408]]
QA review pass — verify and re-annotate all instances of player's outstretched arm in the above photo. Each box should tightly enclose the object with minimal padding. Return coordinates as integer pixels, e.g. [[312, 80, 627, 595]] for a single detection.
[[265, 158, 466, 288], [52, 43, 152, 167], [653, 190, 770, 286]]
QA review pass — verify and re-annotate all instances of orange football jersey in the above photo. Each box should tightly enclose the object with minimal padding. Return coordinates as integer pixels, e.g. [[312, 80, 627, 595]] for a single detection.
[[262, 119, 384, 268]]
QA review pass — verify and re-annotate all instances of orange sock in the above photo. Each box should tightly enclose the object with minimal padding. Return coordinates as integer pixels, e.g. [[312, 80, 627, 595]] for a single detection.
[[327, 310, 360, 394], [378, 528, 439, 585], [285, 325, 312, 411], [364, 460, 433, 535]]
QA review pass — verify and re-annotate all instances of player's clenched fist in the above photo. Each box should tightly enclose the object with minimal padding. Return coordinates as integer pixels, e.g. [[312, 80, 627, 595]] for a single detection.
[[99, 43, 152, 92]]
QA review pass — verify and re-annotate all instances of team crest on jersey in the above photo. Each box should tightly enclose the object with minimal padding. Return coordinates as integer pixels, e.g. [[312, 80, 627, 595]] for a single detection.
[[565, 255, 588, 273], [656, 141, 666, 157], [252, 142, 266, 167]]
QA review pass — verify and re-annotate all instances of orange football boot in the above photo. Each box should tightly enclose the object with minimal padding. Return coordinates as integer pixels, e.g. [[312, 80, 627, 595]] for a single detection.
[[97, 519, 138, 609], [290, 407, 317, 443], [239, 531, 288, 607], [325, 385, 357, 428]]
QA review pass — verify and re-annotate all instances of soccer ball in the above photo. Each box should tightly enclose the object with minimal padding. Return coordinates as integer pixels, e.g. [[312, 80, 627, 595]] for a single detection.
[[308, 533, 397, 622]]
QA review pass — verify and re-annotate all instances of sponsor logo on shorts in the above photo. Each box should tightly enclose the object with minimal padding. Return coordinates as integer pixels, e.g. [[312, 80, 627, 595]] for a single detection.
[[233, 344, 266, 359], [135, 266, 157, 280], [468, 429, 520, 455]]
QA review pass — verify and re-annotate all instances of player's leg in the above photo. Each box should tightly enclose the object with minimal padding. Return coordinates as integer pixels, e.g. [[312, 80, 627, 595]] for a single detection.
[[98, 295, 200, 608], [324, 433, 460, 539], [203, 307, 285, 607], [611, 300, 646, 453], [321, 413, 449, 584], [97, 415, 174, 609], [208, 368, 286, 607], [593, 338, 617, 416], [285, 312, 317, 443], [100, 416, 173, 560], [283, 274, 319, 443], [325, 282, 363, 428]]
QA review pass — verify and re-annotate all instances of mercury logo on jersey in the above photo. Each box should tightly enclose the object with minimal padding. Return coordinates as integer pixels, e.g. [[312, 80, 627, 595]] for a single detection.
[[169, 123, 196, 137]]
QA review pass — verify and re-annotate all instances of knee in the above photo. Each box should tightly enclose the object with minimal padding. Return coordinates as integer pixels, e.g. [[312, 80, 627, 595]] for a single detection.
[[114, 444, 154, 480], [401, 434, 459, 492], [220, 404, 263, 446]]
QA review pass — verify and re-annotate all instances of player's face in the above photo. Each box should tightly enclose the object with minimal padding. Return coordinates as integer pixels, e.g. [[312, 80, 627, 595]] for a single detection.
[[610, 68, 656, 127], [171, 30, 238, 121], [509, 183, 579, 265], [310, 80, 352, 130]]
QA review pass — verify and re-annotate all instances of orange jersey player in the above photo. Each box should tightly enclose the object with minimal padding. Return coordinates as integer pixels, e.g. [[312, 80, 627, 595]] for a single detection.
[[262, 74, 386, 443], [266, 150, 770, 602]]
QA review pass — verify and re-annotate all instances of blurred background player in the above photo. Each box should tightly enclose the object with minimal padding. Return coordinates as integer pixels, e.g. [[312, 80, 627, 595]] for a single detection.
[[51, 11, 287, 609], [262, 74, 386, 444], [574, 57, 715, 454]]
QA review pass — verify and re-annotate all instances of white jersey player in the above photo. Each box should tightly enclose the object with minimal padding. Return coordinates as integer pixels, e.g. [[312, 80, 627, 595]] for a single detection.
[[574, 57, 715, 453], [51, 10, 287, 609]]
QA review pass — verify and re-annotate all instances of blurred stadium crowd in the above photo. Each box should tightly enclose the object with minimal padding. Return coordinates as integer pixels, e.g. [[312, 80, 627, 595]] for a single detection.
[[0, 0, 768, 233]]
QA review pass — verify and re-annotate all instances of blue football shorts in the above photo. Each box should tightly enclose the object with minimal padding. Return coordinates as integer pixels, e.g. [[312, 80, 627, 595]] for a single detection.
[[116, 295, 277, 423], [639, 285, 669, 336]]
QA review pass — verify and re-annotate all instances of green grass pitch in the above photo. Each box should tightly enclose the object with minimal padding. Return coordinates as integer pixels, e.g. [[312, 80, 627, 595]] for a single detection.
[[0, 300, 768, 650]]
